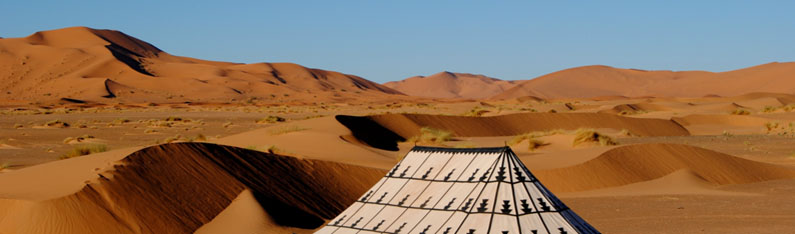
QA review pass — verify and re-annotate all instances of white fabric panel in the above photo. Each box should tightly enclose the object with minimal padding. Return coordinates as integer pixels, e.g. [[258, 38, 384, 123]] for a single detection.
[[511, 183, 535, 215], [412, 181, 453, 208], [329, 202, 363, 226], [456, 152, 500, 182], [363, 205, 407, 232], [410, 210, 455, 234], [433, 211, 465, 234], [487, 154, 509, 182], [518, 214, 550, 234], [382, 208, 430, 233], [433, 183, 478, 210], [489, 214, 520, 234], [389, 180, 429, 206], [312, 226, 336, 234], [540, 212, 576, 234], [340, 203, 384, 228], [494, 181, 518, 215], [456, 213, 491, 234], [508, 155, 536, 182], [433, 152, 477, 181], [395, 151, 431, 178], [522, 181, 556, 212], [459, 183, 488, 212], [367, 178, 408, 203], [357, 177, 387, 201], [330, 228, 359, 234], [470, 182, 498, 213], [412, 152, 453, 180], [356, 231, 381, 234]]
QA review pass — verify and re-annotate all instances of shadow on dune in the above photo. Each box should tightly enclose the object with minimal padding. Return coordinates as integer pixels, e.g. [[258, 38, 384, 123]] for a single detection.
[[2, 142, 385, 233], [336, 115, 405, 151]]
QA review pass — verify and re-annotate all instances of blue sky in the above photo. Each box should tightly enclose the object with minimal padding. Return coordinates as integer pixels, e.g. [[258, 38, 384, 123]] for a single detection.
[[2, 1, 794, 83]]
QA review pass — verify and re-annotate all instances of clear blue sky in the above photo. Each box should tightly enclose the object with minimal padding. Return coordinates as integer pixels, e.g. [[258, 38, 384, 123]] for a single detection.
[[2, 1, 794, 83]]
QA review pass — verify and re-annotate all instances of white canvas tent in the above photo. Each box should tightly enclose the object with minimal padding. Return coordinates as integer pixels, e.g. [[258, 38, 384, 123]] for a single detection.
[[316, 146, 600, 234]]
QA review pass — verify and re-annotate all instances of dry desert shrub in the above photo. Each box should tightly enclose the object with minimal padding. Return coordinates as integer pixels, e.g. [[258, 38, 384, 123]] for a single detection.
[[407, 127, 453, 145], [463, 106, 489, 117], [112, 118, 131, 125], [508, 133, 549, 151], [573, 129, 618, 146], [60, 143, 108, 159], [0, 162, 10, 171], [164, 116, 183, 122], [44, 119, 69, 128], [256, 115, 286, 124], [765, 122, 780, 133], [730, 108, 751, 115], [269, 125, 308, 135]]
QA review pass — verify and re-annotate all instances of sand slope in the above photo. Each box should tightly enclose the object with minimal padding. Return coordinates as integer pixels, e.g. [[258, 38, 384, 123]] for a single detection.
[[0, 143, 384, 234], [0, 27, 403, 105], [361, 112, 689, 138], [383, 71, 519, 99], [535, 143, 795, 193], [494, 63, 795, 99]]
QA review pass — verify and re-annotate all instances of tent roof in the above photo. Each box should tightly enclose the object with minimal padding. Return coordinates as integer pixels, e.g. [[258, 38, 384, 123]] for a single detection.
[[315, 146, 600, 234]]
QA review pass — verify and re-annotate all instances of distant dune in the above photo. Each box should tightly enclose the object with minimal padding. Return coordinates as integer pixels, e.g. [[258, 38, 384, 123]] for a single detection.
[[383, 71, 519, 99], [0, 27, 403, 105], [535, 143, 795, 192], [493, 63, 795, 99]]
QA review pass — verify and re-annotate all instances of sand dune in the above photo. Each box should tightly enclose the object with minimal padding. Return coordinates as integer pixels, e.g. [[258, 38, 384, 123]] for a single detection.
[[0, 143, 384, 234], [0, 27, 403, 105], [341, 113, 688, 147], [493, 63, 795, 99], [534, 143, 795, 193], [383, 71, 519, 99]]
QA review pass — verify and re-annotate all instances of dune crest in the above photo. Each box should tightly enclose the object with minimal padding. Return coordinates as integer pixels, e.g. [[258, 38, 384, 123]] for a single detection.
[[337, 113, 689, 150], [534, 143, 795, 193], [0, 143, 384, 234], [0, 27, 403, 105], [383, 71, 519, 99], [494, 63, 795, 99]]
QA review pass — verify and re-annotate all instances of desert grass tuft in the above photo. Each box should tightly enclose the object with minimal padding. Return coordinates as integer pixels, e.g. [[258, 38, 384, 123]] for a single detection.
[[407, 127, 453, 145], [463, 106, 489, 117], [730, 108, 751, 115], [44, 119, 69, 128], [508, 133, 549, 151], [256, 115, 286, 124], [60, 143, 108, 159], [573, 128, 618, 146], [269, 125, 308, 135]]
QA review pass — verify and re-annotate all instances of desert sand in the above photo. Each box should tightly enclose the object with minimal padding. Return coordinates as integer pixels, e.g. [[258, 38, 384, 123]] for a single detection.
[[494, 63, 795, 99], [2, 27, 795, 234], [384, 71, 519, 99]]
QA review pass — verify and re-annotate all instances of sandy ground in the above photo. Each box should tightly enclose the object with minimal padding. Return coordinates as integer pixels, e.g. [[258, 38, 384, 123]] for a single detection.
[[2, 94, 795, 234]]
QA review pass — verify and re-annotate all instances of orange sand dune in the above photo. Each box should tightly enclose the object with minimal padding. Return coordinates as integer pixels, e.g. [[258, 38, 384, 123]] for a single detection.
[[0, 143, 384, 234], [494, 63, 795, 99], [383, 71, 519, 99], [366, 112, 687, 137], [0, 27, 403, 105], [535, 143, 795, 193]]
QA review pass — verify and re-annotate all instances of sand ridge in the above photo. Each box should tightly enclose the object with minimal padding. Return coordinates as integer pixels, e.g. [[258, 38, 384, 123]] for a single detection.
[[0, 143, 384, 234], [383, 71, 519, 99], [534, 143, 795, 193], [0, 27, 405, 105], [493, 63, 795, 99]]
